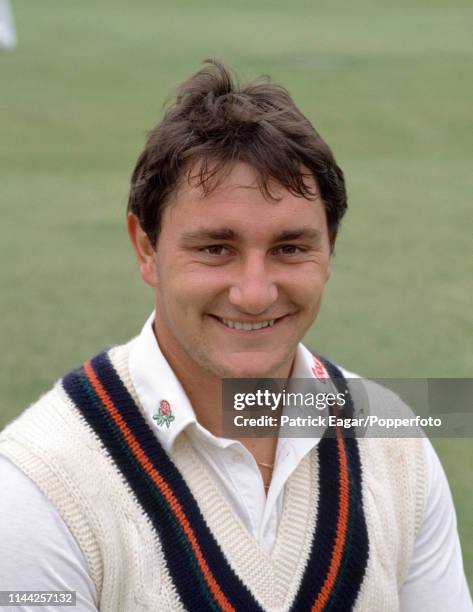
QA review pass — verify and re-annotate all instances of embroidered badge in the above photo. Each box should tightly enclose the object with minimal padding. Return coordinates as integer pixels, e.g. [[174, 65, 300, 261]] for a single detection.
[[153, 399, 175, 428], [312, 356, 329, 383]]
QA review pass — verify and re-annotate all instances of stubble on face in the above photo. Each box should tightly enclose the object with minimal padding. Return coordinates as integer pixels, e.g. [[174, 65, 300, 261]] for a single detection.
[[154, 261, 302, 381], [151, 162, 331, 384]]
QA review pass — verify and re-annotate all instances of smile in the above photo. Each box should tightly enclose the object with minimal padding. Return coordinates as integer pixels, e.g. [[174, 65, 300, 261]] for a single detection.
[[213, 316, 285, 331]]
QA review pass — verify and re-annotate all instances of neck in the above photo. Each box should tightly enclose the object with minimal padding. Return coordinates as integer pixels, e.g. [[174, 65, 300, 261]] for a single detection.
[[152, 321, 224, 435], [152, 322, 291, 463]]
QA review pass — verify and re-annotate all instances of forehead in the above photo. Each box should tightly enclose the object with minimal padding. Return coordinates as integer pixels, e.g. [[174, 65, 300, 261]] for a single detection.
[[163, 162, 327, 238]]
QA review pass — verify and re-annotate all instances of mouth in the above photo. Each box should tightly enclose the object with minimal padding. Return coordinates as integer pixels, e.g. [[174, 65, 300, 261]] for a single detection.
[[209, 314, 287, 332]]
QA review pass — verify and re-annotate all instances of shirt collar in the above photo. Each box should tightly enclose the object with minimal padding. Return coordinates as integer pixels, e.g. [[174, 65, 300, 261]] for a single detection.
[[129, 312, 330, 454], [129, 312, 197, 453]]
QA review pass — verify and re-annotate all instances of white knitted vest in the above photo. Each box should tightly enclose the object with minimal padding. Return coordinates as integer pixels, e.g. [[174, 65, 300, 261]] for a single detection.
[[0, 343, 427, 611]]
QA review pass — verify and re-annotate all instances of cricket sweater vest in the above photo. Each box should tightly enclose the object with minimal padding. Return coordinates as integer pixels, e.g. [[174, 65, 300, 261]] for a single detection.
[[0, 342, 427, 612]]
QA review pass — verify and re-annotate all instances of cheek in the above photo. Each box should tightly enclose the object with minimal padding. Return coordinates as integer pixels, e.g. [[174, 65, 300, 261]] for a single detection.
[[165, 271, 225, 319], [181, 267, 229, 298], [282, 267, 328, 302]]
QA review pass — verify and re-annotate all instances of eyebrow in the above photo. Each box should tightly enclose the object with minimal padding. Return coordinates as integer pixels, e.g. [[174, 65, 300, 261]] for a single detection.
[[179, 227, 323, 244], [180, 228, 238, 242], [274, 228, 322, 242]]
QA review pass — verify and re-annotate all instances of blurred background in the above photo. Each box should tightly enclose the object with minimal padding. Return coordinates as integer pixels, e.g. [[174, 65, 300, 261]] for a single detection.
[[1, 0, 472, 589]]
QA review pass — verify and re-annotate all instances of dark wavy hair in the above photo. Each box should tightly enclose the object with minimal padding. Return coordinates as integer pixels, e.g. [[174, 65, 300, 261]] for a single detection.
[[128, 59, 347, 250]]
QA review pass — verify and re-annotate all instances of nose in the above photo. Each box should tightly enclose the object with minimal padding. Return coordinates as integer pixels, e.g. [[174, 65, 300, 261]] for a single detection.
[[228, 254, 278, 315]]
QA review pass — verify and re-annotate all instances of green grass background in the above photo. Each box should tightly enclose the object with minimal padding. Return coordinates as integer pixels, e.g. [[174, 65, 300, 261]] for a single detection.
[[1, 0, 472, 591]]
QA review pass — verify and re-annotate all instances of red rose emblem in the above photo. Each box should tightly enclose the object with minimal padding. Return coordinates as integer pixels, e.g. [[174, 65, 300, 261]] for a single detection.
[[153, 399, 175, 428], [312, 357, 329, 382], [160, 400, 171, 416]]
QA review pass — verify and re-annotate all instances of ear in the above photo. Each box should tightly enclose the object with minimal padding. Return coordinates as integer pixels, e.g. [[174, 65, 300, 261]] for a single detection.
[[127, 213, 158, 288]]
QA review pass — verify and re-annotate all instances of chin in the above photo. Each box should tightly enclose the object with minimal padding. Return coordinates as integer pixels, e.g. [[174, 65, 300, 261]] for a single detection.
[[226, 370, 268, 379], [218, 359, 282, 380]]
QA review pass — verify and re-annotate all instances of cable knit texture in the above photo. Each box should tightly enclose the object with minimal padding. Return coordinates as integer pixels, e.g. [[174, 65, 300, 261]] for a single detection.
[[0, 342, 427, 611]]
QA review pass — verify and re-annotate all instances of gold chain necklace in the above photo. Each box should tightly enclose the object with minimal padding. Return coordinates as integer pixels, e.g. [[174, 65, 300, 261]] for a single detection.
[[257, 461, 274, 490]]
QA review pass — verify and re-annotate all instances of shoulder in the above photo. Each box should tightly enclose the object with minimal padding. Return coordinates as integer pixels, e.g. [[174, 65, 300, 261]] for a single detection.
[[400, 438, 473, 609], [0, 339, 136, 443], [0, 339, 140, 489], [0, 341, 139, 596], [0, 378, 103, 586], [0, 455, 97, 609]]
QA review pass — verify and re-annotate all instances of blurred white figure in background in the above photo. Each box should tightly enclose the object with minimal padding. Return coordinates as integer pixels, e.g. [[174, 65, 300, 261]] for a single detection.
[[0, 0, 16, 50]]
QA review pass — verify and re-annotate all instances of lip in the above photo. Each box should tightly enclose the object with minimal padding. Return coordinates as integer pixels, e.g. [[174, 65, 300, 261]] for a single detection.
[[209, 314, 288, 334]]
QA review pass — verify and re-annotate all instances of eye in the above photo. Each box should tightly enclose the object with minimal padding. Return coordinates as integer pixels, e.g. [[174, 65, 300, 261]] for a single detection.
[[200, 245, 229, 256], [275, 244, 306, 255]]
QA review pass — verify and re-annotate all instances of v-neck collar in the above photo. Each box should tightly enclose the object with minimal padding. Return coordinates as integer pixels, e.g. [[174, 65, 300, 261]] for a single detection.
[[171, 432, 319, 609], [63, 348, 369, 612]]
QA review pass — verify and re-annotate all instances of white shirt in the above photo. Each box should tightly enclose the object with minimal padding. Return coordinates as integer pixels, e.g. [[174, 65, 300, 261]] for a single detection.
[[0, 315, 471, 611]]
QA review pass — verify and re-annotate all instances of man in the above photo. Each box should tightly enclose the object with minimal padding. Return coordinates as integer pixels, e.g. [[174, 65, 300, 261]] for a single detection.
[[0, 60, 471, 611]]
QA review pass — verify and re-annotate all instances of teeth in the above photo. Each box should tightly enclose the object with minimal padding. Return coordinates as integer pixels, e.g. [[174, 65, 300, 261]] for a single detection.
[[220, 318, 276, 330]]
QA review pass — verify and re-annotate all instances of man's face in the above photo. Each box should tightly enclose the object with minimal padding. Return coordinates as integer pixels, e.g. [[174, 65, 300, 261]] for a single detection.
[[142, 162, 331, 380]]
